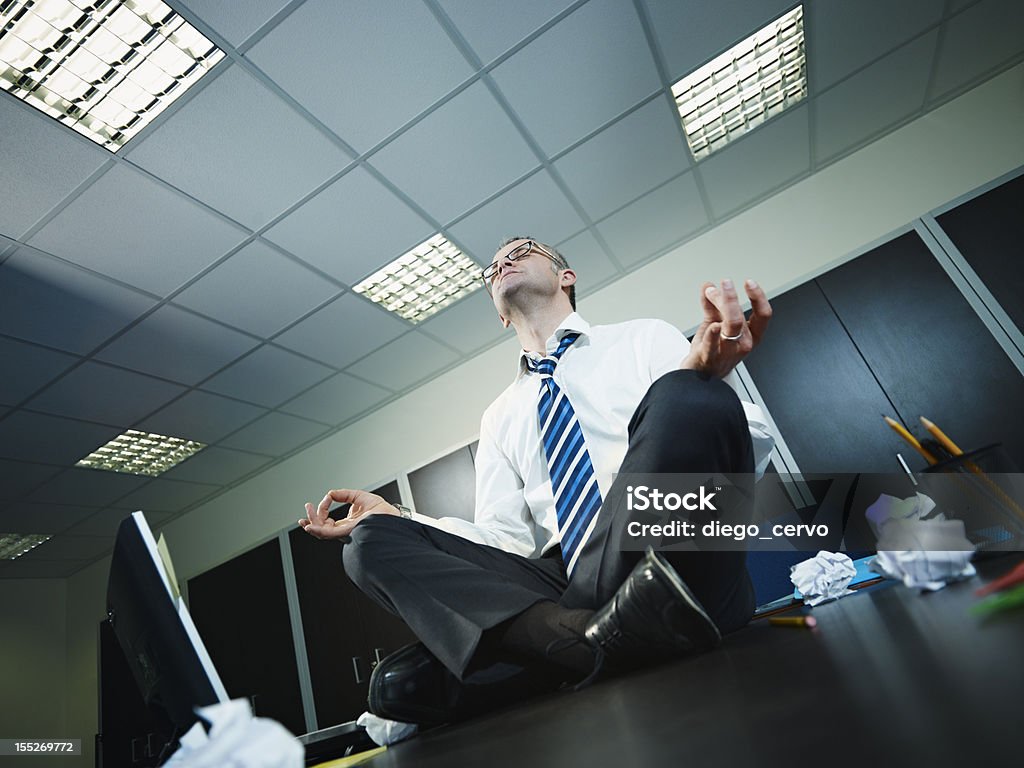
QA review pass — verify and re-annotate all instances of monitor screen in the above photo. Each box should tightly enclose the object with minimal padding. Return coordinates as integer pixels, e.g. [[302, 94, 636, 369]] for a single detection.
[[106, 511, 229, 732]]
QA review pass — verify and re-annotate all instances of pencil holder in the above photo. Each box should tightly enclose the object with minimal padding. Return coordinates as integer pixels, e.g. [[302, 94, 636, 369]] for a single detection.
[[919, 444, 1024, 552]]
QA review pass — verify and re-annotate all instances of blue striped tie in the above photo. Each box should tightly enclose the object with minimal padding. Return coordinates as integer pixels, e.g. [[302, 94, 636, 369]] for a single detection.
[[526, 333, 602, 575]]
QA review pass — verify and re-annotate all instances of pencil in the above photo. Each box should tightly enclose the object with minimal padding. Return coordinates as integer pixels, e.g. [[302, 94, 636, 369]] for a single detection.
[[883, 416, 937, 465], [920, 417, 963, 456], [769, 615, 817, 628]]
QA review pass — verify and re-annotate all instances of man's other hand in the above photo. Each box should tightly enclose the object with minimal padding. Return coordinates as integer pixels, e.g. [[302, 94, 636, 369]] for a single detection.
[[681, 278, 771, 378], [298, 488, 400, 539]]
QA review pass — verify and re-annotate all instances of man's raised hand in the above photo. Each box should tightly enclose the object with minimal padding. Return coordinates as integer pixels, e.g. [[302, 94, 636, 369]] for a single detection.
[[298, 488, 400, 540], [681, 278, 772, 379]]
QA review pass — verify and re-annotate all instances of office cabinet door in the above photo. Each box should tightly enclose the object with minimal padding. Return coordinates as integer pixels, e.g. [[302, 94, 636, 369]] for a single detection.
[[742, 280, 903, 473], [936, 172, 1024, 333], [818, 231, 1024, 469], [187, 539, 306, 735]]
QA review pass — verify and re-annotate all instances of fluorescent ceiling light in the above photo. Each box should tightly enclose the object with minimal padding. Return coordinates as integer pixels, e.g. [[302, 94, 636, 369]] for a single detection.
[[0, 533, 52, 559], [354, 234, 482, 324], [75, 429, 206, 476], [671, 5, 806, 160], [0, 0, 224, 151]]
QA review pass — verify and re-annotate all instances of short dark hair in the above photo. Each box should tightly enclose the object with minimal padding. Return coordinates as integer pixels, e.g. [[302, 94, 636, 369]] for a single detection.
[[497, 236, 576, 310]]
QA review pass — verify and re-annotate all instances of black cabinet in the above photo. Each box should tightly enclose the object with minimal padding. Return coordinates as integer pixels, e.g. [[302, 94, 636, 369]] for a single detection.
[[936, 172, 1024, 334], [746, 229, 1024, 474], [186, 539, 306, 735], [287, 479, 417, 729], [408, 445, 476, 521]]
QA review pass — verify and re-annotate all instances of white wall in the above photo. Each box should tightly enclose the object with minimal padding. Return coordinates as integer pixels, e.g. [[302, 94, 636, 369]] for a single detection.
[[50, 62, 1024, 766], [0, 579, 67, 739]]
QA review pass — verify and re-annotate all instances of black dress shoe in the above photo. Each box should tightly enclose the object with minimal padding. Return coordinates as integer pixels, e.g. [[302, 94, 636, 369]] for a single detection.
[[584, 549, 721, 665], [369, 642, 565, 726]]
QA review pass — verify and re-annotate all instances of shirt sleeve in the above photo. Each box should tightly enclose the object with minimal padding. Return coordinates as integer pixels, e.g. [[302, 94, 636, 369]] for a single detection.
[[409, 408, 539, 557], [645, 319, 776, 478]]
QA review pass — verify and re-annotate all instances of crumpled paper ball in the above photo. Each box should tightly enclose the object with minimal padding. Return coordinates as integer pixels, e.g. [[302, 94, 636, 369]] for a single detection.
[[163, 699, 302, 768], [790, 551, 857, 606], [865, 492, 976, 591], [357, 711, 418, 746]]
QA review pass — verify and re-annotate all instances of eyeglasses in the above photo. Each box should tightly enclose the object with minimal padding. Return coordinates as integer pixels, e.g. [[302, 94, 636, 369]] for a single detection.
[[481, 240, 564, 293]]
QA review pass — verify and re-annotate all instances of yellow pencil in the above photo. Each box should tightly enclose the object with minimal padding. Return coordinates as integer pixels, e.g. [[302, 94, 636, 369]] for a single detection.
[[883, 416, 937, 465], [920, 417, 963, 456], [769, 615, 817, 628]]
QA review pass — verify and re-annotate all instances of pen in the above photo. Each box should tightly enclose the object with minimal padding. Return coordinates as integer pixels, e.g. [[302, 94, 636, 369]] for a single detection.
[[769, 615, 817, 628], [883, 416, 937, 465], [920, 417, 963, 456]]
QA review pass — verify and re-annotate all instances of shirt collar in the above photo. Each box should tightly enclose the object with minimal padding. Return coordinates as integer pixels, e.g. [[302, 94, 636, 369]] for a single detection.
[[516, 312, 592, 378]]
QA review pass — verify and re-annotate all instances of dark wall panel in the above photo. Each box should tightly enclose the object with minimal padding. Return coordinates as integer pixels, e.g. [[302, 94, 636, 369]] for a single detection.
[[186, 539, 305, 735], [818, 231, 1024, 469], [936, 173, 1024, 333]]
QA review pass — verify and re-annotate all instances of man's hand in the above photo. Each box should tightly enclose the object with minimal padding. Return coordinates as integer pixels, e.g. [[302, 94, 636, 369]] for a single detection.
[[298, 488, 400, 540], [680, 278, 772, 379]]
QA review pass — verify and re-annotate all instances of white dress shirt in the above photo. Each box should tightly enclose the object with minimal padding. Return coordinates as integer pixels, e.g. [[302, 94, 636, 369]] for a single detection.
[[411, 312, 774, 558]]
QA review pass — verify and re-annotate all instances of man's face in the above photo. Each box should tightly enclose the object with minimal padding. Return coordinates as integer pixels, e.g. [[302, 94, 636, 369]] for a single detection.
[[486, 239, 560, 306]]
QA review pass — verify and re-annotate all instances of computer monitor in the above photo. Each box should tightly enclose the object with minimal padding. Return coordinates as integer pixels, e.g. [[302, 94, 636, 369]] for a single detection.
[[106, 511, 229, 733]]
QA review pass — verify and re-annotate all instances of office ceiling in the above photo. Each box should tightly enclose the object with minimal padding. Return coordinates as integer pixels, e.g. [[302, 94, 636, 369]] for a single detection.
[[1, 0, 1022, 579]]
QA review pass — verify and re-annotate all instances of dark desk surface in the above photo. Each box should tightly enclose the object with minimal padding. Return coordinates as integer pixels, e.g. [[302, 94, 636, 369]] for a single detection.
[[361, 553, 1024, 768]]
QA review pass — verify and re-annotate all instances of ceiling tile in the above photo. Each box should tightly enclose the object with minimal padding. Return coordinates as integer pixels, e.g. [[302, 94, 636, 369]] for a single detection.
[[20, 534, 113, 561], [346, 332, 461, 392], [554, 98, 690, 221], [643, 0, 794, 82], [420, 290, 512, 354], [807, 0, 944, 92], [0, 248, 155, 355], [491, 0, 661, 155], [0, 337, 77, 405], [95, 305, 260, 385], [172, 240, 341, 338], [0, 411, 120, 465], [0, 460, 63, 503], [28, 165, 247, 296], [0, 558, 90, 578], [219, 411, 331, 455], [264, 166, 434, 285], [815, 32, 938, 163], [273, 294, 408, 368], [176, 0, 294, 46], [0, 503, 99, 534], [369, 80, 540, 224], [136, 390, 266, 444], [929, 0, 1024, 100], [278, 372, 391, 424], [26, 467, 149, 507], [246, 0, 475, 151], [438, 0, 578, 64], [126, 64, 351, 229], [65, 507, 173, 537], [113, 478, 220, 514], [201, 344, 335, 407], [447, 171, 586, 264], [163, 446, 273, 485], [555, 229, 620, 296], [596, 173, 707, 267], [0, 98, 109, 239], [25, 361, 185, 426], [699, 106, 810, 218]]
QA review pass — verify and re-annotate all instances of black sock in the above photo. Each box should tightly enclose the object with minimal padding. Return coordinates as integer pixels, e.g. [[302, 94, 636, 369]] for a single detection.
[[490, 601, 596, 675]]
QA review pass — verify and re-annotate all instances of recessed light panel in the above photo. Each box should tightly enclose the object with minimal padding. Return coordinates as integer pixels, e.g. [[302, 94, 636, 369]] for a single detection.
[[0, 0, 224, 151], [354, 234, 481, 324], [75, 428, 206, 476], [672, 5, 806, 160], [0, 533, 52, 559]]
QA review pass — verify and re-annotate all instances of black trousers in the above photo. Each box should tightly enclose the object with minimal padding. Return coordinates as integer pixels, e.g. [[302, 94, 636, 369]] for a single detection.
[[342, 369, 755, 678]]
